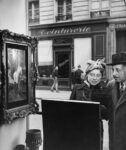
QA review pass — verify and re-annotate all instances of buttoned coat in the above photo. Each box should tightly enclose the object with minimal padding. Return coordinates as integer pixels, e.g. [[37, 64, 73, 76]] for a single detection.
[[107, 80, 126, 150]]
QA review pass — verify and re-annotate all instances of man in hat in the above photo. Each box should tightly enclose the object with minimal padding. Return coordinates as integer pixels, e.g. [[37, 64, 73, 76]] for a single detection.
[[107, 52, 126, 150], [70, 66, 76, 90]]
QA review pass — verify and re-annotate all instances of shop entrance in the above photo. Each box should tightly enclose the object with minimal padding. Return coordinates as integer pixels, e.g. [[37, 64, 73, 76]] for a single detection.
[[55, 51, 71, 89]]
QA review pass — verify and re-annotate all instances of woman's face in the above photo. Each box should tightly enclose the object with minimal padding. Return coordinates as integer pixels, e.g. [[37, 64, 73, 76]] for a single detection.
[[87, 69, 102, 86]]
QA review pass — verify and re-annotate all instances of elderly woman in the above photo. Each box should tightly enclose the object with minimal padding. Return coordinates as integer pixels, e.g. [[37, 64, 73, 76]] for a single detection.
[[70, 59, 111, 150]]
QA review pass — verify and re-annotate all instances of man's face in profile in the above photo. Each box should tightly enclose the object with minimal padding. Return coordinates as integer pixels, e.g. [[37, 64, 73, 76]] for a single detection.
[[112, 64, 126, 82]]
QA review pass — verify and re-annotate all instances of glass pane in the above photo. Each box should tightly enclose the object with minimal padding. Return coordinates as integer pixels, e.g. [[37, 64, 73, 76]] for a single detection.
[[58, 0, 64, 15], [66, 0, 71, 5], [58, 6, 64, 15], [58, 0, 64, 6], [29, 2, 32, 9], [66, 5, 72, 14], [34, 1, 39, 8], [29, 1, 39, 9]]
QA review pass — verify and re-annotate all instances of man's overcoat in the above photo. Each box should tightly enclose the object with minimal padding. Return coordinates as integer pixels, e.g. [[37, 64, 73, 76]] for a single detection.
[[108, 80, 126, 150]]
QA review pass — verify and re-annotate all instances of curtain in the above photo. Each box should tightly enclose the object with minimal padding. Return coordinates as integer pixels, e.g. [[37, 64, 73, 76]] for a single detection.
[[74, 38, 92, 73], [38, 40, 53, 66]]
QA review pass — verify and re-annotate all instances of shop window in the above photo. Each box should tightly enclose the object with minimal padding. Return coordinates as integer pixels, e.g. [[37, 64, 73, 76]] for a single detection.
[[90, 0, 110, 18], [56, 0, 72, 22], [28, 0, 39, 24]]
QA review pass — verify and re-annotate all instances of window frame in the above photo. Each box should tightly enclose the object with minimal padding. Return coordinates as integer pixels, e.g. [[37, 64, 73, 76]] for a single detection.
[[28, 0, 39, 24], [56, 0, 72, 22], [90, 0, 110, 12]]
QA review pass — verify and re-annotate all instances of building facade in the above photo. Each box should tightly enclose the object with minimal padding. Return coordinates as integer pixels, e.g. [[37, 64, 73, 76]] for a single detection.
[[27, 0, 126, 89]]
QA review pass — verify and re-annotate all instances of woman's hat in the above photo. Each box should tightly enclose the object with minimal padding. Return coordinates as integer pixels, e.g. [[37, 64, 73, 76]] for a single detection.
[[85, 58, 106, 75], [107, 52, 126, 66]]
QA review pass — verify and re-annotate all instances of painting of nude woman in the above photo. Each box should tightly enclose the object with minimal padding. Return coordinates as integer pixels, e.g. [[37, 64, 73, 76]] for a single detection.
[[7, 45, 28, 104]]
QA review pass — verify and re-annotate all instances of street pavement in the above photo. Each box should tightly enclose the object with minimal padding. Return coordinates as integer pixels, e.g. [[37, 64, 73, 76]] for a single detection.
[[29, 89, 109, 150]]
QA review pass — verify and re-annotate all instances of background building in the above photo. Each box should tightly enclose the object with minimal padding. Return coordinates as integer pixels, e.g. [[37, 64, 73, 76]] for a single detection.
[[27, 0, 126, 89]]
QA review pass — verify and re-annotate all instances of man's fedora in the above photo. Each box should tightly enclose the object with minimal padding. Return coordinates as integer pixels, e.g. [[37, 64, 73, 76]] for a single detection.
[[107, 52, 126, 66]]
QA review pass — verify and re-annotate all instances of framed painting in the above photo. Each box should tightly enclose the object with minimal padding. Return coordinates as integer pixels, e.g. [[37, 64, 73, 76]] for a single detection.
[[0, 29, 39, 124]]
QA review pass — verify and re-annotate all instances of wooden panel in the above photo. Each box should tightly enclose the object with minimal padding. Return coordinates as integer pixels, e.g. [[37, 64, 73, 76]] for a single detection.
[[93, 34, 106, 60], [42, 99, 101, 150]]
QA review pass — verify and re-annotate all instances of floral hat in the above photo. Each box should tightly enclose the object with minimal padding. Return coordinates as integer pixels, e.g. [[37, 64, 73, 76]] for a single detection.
[[85, 58, 106, 75]]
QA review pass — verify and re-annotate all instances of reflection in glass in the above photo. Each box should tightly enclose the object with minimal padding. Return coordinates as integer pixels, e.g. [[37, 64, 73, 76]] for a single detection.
[[8, 48, 27, 102]]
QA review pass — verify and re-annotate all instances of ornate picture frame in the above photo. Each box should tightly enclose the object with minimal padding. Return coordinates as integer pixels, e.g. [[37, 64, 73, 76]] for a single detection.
[[0, 30, 39, 124]]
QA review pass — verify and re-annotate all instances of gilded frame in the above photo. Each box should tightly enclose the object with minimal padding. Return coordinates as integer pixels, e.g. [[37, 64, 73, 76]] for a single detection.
[[0, 30, 39, 124]]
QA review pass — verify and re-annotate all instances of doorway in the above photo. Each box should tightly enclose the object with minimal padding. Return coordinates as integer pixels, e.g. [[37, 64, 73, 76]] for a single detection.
[[55, 51, 71, 89]]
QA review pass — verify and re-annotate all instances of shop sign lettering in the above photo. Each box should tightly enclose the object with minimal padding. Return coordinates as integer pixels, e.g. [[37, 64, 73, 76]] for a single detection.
[[40, 26, 91, 36], [115, 24, 126, 29]]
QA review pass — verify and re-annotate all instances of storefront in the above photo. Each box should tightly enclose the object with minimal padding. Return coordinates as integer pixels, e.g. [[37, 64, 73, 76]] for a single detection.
[[30, 19, 108, 89], [107, 20, 126, 79]]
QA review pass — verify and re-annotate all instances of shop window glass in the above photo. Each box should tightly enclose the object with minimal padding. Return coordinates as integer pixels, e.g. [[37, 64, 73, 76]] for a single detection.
[[93, 34, 105, 60]]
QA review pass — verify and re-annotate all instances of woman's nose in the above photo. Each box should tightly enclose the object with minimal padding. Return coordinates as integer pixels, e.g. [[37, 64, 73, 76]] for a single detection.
[[93, 75, 97, 79]]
